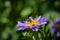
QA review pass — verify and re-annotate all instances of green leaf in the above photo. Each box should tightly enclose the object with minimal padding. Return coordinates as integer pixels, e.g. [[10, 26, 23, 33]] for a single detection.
[[20, 7, 33, 17], [22, 31, 33, 37]]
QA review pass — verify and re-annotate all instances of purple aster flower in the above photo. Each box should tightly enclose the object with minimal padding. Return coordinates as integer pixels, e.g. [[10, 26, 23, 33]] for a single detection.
[[17, 16, 47, 31], [50, 19, 60, 37]]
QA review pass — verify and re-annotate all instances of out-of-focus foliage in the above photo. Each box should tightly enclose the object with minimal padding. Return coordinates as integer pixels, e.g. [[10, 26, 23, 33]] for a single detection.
[[0, 0, 60, 40]]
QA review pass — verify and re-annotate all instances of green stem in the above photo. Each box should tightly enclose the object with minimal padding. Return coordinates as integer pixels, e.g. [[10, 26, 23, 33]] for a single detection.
[[33, 32, 38, 40], [32, 36, 36, 40]]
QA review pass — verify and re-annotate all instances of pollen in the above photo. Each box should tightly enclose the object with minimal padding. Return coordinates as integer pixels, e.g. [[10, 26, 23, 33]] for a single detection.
[[27, 20, 39, 27], [27, 21, 32, 26], [31, 20, 39, 25]]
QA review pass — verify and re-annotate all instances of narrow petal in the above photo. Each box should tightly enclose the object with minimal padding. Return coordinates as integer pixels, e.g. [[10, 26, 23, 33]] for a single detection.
[[23, 21, 28, 23], [35, 28, 38, 31], [32, 28, 38, 31], [17, 21, 25, 26], [50, 27, 56, 35], [40, 17, 47, 22], [36, 16, 41, 21], [18, 27, 25, 30], [57, 32, 60, 37], [40, 22, 47, 25], [29, 17, 33, 21], [54, 19, 60, 23]]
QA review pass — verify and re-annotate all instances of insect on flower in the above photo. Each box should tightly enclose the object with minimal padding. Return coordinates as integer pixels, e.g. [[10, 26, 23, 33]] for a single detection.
[[17, 16, 47, 31]]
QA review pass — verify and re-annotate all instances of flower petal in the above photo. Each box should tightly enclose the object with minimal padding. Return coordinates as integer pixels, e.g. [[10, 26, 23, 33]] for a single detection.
[[50, 27, 56, 35], [29, 17, 33, 21], [17, 21, 25, 26], [36, 16, 41, 21], [40, 17, 47, 22], [23, 21, 28, 23], [18, 27, 25, 30], [32, 28, 38, 31], [57, 32, 60, 37], [40, 22, 47, 25]]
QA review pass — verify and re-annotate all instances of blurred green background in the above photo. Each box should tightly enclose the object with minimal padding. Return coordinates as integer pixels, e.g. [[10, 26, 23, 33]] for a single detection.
[[0, 0, 60, 40]]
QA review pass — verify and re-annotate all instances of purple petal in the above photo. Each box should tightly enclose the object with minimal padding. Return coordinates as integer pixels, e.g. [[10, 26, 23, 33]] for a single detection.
[[50, 27, 56, 34], [57, 32, 60, 37], [39, 17, 47, 23], [54, 20, 60, 24], [29, 17, 33, 21], [23, 21, 28, 23], [16, 21, 25, 26], [36, 16, 41, 21], [54, 19, 60, 23], [18, 27, 25, 30], [32, 28, 38, 31], [40, 22, 47, 25]]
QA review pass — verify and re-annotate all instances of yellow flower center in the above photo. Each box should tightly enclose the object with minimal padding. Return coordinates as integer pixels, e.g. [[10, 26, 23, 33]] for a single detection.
[[27, 20, 39, 26], [31, 20, 39, 25], [27, 21, 32, 26]]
